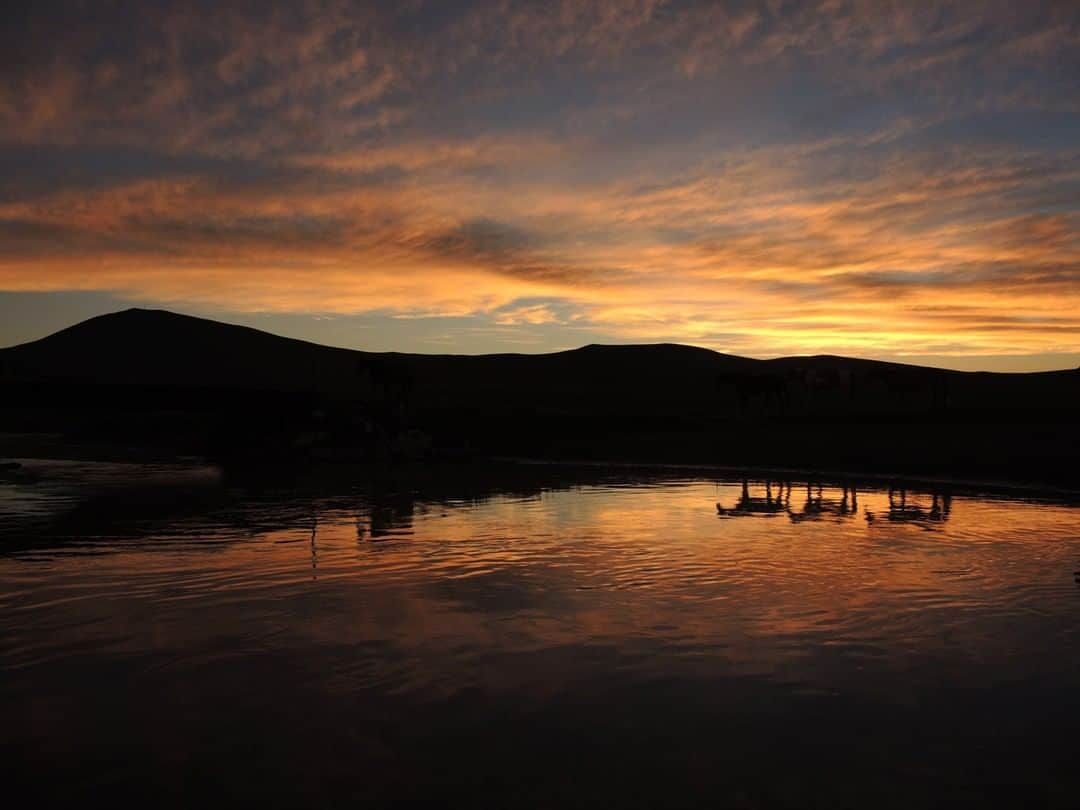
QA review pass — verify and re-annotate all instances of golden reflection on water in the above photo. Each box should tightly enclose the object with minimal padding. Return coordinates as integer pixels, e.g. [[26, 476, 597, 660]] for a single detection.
[[2, 464, 1080, 805], [3, 470, 1078, 694]]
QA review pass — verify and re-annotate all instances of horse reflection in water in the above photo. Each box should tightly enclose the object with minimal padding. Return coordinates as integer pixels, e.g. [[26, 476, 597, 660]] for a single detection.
[[718, 480, 950, 527], [865, 487, 952, 526], [716, 480, 792, 517], [788, 482, 859, 523], [357, 491, 417, 541]]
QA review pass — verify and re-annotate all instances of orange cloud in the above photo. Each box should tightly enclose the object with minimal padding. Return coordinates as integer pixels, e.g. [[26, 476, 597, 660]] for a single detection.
[[0, 1, 1077, 364]]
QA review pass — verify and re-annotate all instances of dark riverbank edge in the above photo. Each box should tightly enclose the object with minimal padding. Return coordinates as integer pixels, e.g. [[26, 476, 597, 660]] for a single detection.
[[3, 431, 1078, 503], [493, 456, 1080, 501], [4, 310, 1077, 495]]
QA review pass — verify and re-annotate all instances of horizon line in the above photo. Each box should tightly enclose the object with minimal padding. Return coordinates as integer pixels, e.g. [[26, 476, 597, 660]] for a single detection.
[[2, 306, 1077, 376]]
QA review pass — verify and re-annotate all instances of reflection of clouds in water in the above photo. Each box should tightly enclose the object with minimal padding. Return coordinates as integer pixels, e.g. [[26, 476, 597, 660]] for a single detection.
[[2, 463, 1080, 810], [3, 466, 1080, 804], [3, 467, 1079, 690], [427, 568, 571, 615]]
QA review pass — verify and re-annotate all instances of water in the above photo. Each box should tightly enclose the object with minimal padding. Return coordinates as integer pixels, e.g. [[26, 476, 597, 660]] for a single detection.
[[2, 460, 1079, 807]]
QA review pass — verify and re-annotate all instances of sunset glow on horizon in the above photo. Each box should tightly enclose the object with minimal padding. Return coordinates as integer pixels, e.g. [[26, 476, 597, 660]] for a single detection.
[[2, 0, 1078, 369]]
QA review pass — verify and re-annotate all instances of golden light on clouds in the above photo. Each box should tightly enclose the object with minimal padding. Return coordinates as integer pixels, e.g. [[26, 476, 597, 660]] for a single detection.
[[1, 1, 1077, 366]]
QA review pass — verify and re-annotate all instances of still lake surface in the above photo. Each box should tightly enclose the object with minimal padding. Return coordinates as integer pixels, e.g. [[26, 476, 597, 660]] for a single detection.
[[2, 459, 1079, 807]]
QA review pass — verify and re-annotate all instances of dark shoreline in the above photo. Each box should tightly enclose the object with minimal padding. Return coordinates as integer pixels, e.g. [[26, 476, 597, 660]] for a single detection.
[[5, 433, 1079, 503], [3, 310, 1077, 495], [495, 456, 1080, 501]]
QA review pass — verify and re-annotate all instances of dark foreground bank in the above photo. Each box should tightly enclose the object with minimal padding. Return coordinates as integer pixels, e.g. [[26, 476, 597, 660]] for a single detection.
[[2, 308, 1078, 485]]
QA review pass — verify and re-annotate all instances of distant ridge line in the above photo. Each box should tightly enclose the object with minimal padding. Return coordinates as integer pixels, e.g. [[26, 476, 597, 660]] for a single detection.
[[2, 308, 1073, 376]]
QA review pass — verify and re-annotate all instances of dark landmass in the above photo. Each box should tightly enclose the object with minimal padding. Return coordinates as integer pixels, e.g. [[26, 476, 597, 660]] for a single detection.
[[1, 308, 1077, 484]]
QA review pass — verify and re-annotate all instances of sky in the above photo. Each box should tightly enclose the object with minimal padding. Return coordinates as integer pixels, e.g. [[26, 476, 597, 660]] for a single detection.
[[1, 0, 1078, 370]]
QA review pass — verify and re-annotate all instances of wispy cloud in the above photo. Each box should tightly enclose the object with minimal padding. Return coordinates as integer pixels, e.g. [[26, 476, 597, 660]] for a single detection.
[[0, 1, 1076, 364]]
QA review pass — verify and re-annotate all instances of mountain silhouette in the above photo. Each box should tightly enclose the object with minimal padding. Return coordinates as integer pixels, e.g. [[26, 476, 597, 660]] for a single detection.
[[0, 308, 375, 393], [2, 309, 1078, 482]]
